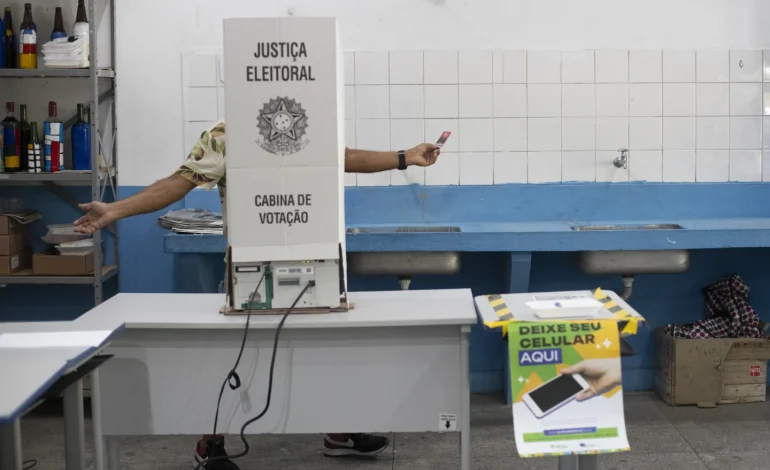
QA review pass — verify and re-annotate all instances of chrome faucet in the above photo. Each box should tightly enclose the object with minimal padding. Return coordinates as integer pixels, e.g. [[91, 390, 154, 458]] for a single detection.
[[613, 148, 628, 169]]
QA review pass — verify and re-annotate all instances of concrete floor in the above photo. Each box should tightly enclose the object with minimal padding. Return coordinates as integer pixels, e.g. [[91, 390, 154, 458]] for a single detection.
[[16, 392, 770, 470]]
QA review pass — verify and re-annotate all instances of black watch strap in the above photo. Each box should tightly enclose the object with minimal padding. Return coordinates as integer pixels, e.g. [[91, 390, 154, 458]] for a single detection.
[[397, 150, 407, 170]]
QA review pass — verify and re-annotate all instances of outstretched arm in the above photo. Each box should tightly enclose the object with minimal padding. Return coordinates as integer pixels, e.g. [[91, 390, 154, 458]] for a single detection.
[[74, 123, 227, 234], [73, 174, 196, 234], [344, 144, 440, 173]]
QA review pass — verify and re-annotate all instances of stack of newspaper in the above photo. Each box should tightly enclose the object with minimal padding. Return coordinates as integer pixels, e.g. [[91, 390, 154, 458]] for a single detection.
[[0, 209, 42, 225], [157, 208, 223, 234]]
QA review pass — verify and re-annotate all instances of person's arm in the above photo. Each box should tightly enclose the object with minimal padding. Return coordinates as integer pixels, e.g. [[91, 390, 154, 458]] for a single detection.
[[344, 143, 440, 173], [73, 173, 197, 234], [112, 174, 195, 219], [74, 123, 226, 234]]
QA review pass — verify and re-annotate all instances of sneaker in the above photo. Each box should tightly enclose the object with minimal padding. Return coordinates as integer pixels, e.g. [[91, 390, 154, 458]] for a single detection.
[[323, 433, 390, 457], [193, 436, 240, 470]]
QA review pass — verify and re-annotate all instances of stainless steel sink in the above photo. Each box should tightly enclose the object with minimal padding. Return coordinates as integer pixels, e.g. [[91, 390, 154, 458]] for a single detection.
[[571, 224, 684, 231], [347, 226, 461, 234], [347, 252, 461, 276], [577, 249, 690, 275]]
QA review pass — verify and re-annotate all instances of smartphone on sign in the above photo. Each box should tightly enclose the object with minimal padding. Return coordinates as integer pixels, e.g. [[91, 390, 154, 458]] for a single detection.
[[522, 373, 590, 419], [436, 131, 451, 148]]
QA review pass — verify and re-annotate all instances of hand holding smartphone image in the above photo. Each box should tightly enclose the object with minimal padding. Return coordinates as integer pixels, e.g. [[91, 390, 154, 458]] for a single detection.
[[522, 373, 591, 419], [562, 358, 622, 401]]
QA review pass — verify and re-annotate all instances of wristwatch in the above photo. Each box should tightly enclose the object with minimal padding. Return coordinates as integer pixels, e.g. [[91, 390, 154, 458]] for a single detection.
[[397, 150, 407, 170]]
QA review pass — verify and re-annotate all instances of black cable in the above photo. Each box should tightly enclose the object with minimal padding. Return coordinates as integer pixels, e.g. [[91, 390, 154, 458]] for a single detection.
[[196, 273, 313, 469], [194, 267, 266, 470], [211, 268, 267, 438], [22, 459, 37, 469]]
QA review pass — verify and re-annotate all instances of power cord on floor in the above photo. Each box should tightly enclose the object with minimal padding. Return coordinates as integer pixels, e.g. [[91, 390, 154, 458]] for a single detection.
[[195, 272, 313, 470], [22, 459, 37, 469]]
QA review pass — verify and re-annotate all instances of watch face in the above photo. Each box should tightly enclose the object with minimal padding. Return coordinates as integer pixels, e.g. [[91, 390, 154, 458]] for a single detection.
[[272, 111, 293, 132]]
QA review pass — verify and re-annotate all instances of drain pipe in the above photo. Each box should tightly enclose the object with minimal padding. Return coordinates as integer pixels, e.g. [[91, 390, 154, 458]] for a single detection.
[[620, 275, 635, 300], [398, 276, 412, 290]]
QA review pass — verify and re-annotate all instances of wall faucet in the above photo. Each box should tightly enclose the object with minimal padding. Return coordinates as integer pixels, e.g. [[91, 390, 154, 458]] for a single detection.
[[613, 148, 628, 169]]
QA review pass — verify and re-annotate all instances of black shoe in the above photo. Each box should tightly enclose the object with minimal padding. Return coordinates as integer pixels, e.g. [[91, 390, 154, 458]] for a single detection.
[[194, 436, 240, 470], [323, 433, 390, 457]]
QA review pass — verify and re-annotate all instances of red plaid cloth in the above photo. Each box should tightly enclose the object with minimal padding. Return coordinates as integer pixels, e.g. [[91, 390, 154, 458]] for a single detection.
[[665, 273, 762, 339]]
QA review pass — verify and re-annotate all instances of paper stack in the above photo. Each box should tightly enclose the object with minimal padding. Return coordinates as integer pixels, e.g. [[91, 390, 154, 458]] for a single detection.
[[158, 208, 223, 234], [41, 36, 89, 69]]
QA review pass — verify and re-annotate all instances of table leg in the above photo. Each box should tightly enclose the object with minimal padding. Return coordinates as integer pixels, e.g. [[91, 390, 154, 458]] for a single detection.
[[62, 379, 86, 470], [558, 455, 579, 470], [459, 326, 471, 470], [579, 454, 599, 470], [105, 436, 120, 470], [91, 369, 105, 470], [0, 418, 23, 470]]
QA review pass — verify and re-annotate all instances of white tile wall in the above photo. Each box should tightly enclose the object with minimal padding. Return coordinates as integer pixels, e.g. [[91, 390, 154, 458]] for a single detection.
[[493, 84, 527, 117], [562, 151, 596, 181], [389, 51, 424, 85], [630, 150, 663, 182], [697, 150, 729, 182], [493, 152, 527, 183], [182, 49, 770, 186], [663, 150, 697, 182], [663, 51, 696, 83], [562, 51, 594, 84], [390, 85, 424, 118], [460, 152, 494, 184], [356, 86, 390, 119]]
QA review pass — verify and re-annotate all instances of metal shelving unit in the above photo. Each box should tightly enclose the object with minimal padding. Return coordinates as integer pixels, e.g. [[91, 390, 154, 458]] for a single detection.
[[0, 0, 118, 306], [0, 68, 114, 78]]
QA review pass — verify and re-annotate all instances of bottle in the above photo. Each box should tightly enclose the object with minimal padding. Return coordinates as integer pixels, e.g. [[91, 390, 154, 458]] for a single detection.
[[73, 0, 88, 40], [3, 8, 14, 69], [27, 121, 41, 173], [50, 7, 66, 40], [0, 12, 5, 70], [2, 103, 20, 173], [19, 4, 36, 69], [44, 101, 63, 172], [72, 104, 91, 171], [19, 105, 30, 172], [0, 127, 4, 172]]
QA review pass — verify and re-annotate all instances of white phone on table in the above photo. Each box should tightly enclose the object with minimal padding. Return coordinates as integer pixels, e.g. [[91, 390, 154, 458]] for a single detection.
[[522, 373, 591, 419]]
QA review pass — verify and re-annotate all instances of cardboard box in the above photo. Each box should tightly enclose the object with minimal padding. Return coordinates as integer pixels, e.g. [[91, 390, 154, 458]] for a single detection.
[[0, 215, 25, 235], [0, 248, 32, 275], [0, 229, 29, 256], [33, 249, 94, 276], [654, 328, 770, 406]]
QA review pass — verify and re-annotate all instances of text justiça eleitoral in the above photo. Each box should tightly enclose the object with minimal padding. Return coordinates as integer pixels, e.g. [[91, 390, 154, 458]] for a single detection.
[[246, 42, 315, 82]]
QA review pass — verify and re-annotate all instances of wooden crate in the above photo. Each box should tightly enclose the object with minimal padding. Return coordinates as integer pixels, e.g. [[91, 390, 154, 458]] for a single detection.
[[654, 328, 770, 407]]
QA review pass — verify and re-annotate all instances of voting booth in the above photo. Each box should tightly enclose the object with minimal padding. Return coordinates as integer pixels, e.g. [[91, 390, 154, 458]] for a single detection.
[[222, 18, 347, 313]]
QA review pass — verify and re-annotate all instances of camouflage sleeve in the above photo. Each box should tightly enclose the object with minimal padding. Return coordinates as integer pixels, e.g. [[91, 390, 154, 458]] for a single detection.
[[176, 123, 226, 190]]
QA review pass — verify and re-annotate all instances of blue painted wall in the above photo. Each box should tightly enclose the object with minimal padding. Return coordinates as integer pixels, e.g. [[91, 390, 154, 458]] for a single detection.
[[4, 183, 770, 395], [0, 186, 118, 321]]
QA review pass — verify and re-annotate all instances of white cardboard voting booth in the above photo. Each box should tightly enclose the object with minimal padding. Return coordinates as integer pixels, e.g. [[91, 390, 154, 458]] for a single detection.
[[222, 18, 347, 311]]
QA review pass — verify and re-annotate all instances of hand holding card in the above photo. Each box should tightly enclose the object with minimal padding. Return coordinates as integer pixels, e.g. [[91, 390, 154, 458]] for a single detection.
[[436, 131, 452, 148]]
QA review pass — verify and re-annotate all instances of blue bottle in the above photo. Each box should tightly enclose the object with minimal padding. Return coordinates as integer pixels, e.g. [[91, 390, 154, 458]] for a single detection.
[[50, 7, 66, 41], [71, 104, 91, 171]]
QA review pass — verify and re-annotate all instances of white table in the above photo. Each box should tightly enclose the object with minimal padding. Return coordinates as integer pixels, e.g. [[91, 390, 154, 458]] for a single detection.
[[74, 289, 477, 470], [0, 349, 69, 470], [0, 322, 123, 470]]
